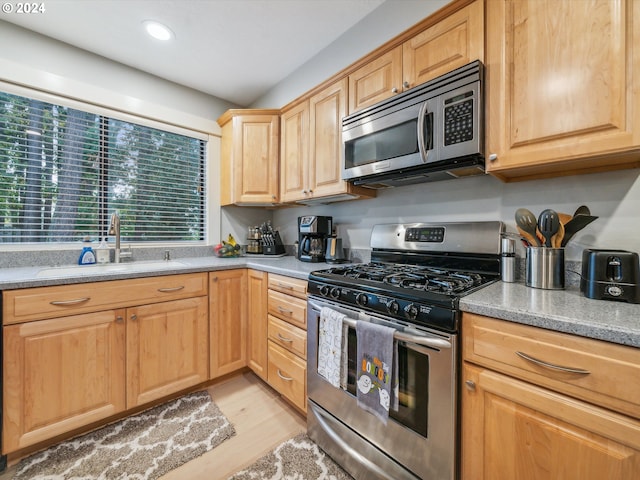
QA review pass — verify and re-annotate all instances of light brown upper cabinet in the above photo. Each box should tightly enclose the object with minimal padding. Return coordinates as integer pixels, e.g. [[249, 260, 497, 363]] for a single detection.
[[280, 80, 374, 204], [218, 109, 280, 205], [348, 0, 483, 113], [486, 0, 640, 181]]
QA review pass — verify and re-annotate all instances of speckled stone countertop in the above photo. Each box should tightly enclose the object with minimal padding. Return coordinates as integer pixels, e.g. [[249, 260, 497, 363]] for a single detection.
[[461, 281, 640, 348], [0, 255, 320, 289], [1, 256, 639, 349]]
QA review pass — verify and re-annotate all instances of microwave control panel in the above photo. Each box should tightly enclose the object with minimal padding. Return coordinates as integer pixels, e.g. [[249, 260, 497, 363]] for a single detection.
[[444, 91, 474, 146]]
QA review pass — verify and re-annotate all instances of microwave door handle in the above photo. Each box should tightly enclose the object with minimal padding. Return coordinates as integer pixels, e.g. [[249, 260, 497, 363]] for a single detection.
[[417, 101, 431, 163]]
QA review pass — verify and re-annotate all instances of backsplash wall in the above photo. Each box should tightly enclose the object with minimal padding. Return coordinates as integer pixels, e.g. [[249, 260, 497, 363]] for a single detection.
[[268, 168, 640, 263]]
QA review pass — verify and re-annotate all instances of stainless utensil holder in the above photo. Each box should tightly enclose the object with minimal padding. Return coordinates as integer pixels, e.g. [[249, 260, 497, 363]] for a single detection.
[[526, 247, 565, 290]]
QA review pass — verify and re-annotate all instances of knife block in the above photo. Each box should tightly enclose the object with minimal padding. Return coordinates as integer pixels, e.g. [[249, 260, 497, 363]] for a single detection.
[[262, 231, 286, 255]]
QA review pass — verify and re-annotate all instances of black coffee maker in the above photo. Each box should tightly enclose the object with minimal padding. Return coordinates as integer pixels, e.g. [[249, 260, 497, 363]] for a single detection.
[[298, 215, 333, 262]]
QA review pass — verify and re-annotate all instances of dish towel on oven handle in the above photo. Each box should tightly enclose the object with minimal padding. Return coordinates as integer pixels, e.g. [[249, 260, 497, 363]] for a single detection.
[[317, 307, 348, 389], [356, 320, 398, 424]]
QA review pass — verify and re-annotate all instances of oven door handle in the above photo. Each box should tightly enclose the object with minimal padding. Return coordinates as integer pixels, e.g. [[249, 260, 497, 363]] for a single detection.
[[341, 316, 451, 350], [309, 301, 451, 350]]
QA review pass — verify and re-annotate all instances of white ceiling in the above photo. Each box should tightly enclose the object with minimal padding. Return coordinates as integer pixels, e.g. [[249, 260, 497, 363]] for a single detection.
[[3, 0, 386, 107]]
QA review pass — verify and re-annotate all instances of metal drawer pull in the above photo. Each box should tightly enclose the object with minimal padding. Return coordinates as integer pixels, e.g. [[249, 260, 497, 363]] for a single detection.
[[515, 351, 591, 375], [277, 333, 293, 343], [277, 306, 293, 314], [50, 297, 90, 306], [277, 283, 294, 290], [157, 286, 185, 293], [277, 369, 293, 381]]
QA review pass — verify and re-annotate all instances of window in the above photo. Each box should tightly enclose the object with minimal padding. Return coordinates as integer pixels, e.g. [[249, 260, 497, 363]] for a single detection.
[[0, 91, 205, 244]]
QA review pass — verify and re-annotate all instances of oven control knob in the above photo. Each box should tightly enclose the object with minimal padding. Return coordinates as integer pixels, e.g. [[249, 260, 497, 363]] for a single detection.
[[404, 303, 419, 320], [356, 293, 368, 306], [319, 285, 330, 297], [386, 300, 399, 315], [330, 287, 341, 299]]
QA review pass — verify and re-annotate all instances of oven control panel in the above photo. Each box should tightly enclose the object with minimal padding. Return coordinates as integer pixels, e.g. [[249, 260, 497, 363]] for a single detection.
[[405, 226, 445, 243], [308, 281, 457, 332]]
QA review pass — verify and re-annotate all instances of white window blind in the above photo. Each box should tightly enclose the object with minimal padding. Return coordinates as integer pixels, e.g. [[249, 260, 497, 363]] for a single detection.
[[0, 90, 205, 244]]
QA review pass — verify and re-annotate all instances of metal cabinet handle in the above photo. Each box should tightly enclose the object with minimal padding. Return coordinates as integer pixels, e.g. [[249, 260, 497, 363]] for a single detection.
[[465, 380, 476, 391], [277, 369, 293, 381], [489, 153, 498, 161], [50, 297, 90, 306], [277, 333, 293, 343], [391, 87, 398, 93], [116, 315, 124, 323], [277, 306, 293, 314], [403, 81, 410, 89], [277, 283, 293, 290], [130, 314, 138, 321], [157, 286, 185, 293], [515, 351, 591, 375]]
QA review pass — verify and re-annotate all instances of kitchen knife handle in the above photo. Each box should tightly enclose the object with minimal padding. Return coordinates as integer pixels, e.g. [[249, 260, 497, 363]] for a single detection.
[[516, 351, 591, 375]]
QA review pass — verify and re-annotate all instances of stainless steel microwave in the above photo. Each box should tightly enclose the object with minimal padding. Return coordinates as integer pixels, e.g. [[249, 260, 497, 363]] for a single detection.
[[342, 61, 485, 188]]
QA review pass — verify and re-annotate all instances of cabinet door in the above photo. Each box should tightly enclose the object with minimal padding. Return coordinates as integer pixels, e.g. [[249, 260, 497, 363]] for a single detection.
[[3, 310, 126, 453], [462, 363, 640, 480], [246, 269, 268, 380], [234, 114, 280, 204], [348, 46, 403, 113], [402, 0, 483, 90], [486, 0, 640, 180], [280, 101, 310, 202], [126, 297, 209, 407], [309, 78, 350, 198], [209, 269, 247, 378]]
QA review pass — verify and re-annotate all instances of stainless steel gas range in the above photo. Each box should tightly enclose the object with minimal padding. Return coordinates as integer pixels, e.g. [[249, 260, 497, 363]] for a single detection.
[[306, 221, 504, 480]]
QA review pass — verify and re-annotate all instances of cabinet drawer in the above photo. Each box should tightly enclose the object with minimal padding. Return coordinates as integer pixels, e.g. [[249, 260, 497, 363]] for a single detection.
[[268, 314, 307, 359], [268, 289, 307, 330], [3, 273, 208, 324], [268, 340, 306, 412], [463, 313, 640, 419], [268, 273, 307, 299]]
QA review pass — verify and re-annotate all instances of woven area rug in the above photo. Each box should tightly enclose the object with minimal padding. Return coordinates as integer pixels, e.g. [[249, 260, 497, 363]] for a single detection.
[[13, 390, 236, 480], [228, 433, 353, 480]]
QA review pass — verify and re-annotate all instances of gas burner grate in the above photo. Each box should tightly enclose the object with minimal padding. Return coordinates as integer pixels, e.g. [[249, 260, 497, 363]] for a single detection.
[[324, 262, 489, 295]]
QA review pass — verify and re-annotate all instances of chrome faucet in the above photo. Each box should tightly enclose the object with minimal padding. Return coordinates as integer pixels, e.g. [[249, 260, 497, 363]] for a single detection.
[[108, 212, 132, 263], [108, 212, 122, 263]]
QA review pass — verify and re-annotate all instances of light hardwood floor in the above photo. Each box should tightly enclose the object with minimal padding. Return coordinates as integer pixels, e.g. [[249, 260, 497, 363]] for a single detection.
[[0, 372, 306, 480]]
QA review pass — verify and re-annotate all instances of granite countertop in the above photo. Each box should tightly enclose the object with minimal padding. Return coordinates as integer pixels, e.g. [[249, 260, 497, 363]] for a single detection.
[[1, 256, 639, 349], [0, 255, 320, 289], [461, 281, 640, 348]]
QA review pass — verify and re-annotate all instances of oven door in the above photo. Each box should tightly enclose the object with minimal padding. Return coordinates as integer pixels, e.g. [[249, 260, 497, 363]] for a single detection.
[[307, 296, 458, 480]]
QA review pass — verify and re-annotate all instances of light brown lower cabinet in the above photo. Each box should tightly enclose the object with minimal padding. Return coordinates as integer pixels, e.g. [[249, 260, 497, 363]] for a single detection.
[[209, 270, 248, 378], [2, 273, 209, 454], [3, 309, 126, 453], [462, 313, 640, 479], [266, 273, 308, 413], [126, 296, 209, 407], [246, 269, 268, 380]]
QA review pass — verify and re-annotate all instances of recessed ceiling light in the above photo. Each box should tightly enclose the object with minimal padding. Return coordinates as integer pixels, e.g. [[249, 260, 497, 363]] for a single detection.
[[143, 20, 174, 41]]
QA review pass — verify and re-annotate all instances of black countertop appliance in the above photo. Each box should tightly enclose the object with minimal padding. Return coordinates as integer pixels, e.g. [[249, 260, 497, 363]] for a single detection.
[[298, 215, 332, 262], [580, 249, 640, 303]]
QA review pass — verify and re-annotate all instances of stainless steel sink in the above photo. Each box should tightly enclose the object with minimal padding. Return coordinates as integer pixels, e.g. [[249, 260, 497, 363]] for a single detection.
[[36, 260, 188, 278]]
